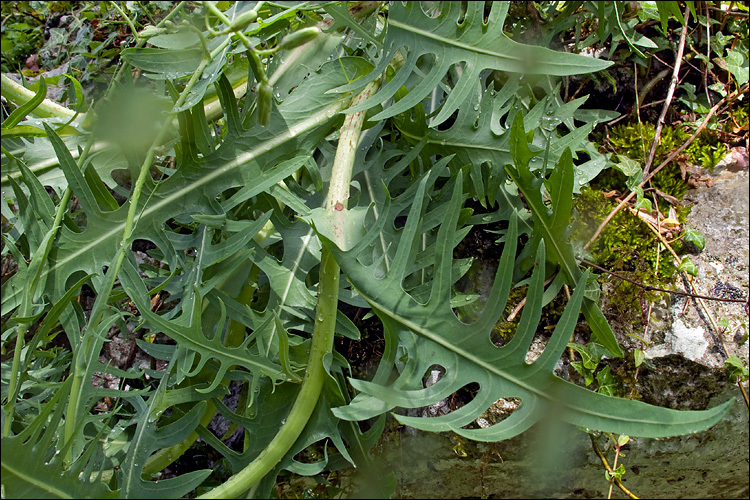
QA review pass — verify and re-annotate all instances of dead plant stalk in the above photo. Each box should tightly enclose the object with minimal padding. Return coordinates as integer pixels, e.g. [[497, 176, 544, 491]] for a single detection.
[[583, 82, 749, 252], [643, 5, 691, 177]]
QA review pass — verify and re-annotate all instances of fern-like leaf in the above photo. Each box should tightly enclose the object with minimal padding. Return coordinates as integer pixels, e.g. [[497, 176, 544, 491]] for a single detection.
[[341, 2, 613, 127], [0, 377, 119, 498], [323, 174, 731, 439], [116, 396, 212, 498], [1, 58, 372, 312], [504, 114, 622, 356]]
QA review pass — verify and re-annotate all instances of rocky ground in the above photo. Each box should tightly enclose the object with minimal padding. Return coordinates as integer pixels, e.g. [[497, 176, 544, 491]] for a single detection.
[[655, 146, 749, 368]]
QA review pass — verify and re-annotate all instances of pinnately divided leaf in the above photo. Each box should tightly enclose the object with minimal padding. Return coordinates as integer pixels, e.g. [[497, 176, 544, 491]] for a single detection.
[[1, 58, 373, 312], [1, 3, 741, 498], [116, 396, 212, 498], [324, 174, 731, 439], [342, 1, 613, 126], [504, 114, 622, 356], [0, 377, 119, 499], [119, 256, 288, 391]]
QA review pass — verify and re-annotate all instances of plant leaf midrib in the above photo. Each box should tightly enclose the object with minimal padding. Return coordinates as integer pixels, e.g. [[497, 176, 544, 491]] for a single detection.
[[388, 17, 588, 70], [362, 290, 548, 395], [0, 462, 72, 499], [2, 98, 349, 310]]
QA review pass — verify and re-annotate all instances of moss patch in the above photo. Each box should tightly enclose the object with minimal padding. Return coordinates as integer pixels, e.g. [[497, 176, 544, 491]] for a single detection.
[[592, 121, 728, 209], [572, 187, 677, 332]]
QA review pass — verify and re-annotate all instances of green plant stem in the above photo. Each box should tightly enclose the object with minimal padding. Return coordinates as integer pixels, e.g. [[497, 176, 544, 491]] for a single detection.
[[131, 51, 372, 464], [3, 2, 195, 441], [198, 248, 340, 499], [590, 435, 639, 499], [1, 71, 247, 189], [607, 445, 621, 499], [2, 136, 97, 437], [2, 333, 24, 436], [1, 0, 376, 186], [326, 81, 380, 211], [203, 1, 267, 85], [63, 41, 228, 462], [109, 2, 140, 44], [0, 74, 77, 119], [643, 5, 690, 177], [198, 80, 380, 499]]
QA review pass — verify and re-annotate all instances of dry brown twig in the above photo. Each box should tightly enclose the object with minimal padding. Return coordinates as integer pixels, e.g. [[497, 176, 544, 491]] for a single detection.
[[505, 273, 558, 322], [738, 379, 749, 408], [643, 5, 691, 177], [703, 2, 713, 108], [579, 259, 747, 306], [583, 82, 749, 252]]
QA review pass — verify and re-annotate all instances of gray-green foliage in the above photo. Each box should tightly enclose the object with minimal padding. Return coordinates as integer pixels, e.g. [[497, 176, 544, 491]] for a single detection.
[[0, 2, 733, 498]]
